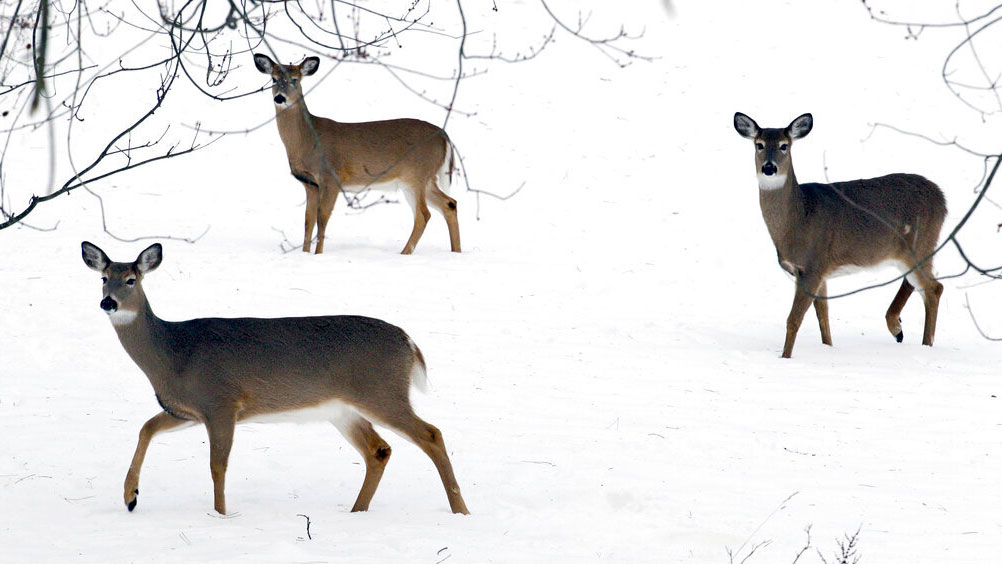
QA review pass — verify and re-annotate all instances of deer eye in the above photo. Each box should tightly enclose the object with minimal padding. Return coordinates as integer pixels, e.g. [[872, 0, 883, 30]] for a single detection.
[[126, 278, 136, 286], [755, 142, 764, 151], [780, 144, 789, 151]]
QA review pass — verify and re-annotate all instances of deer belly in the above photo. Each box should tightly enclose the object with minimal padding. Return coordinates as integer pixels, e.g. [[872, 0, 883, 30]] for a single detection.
[[826, 259, 909, 279], [241, 399, 360, 426], [340, 177, 401, 194]]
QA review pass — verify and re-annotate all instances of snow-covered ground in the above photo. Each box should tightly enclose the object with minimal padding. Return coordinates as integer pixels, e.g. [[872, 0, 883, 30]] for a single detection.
[[2, 1, 1000, 562]]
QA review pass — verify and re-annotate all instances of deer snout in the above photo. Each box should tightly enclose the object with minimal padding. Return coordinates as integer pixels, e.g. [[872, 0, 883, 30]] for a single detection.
[[101, 296, 118, 312], [761, 162, 778, 176], [274, 93, 287, 105]]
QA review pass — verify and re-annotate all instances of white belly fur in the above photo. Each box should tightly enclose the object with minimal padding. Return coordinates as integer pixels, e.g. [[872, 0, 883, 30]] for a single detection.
[[825, 260, 913, 282], [340, 178, 401, 194], [242, 399, 360, 427]]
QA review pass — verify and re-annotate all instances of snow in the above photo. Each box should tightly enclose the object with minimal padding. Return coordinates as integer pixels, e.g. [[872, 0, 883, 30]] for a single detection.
[[2, 1, 1000, 562]]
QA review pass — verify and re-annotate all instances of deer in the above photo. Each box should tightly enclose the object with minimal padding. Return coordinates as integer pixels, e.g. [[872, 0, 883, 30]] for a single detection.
[[80, 241, 470, 515], [733, 112, 947, 358], [253, 53, 461, 255]]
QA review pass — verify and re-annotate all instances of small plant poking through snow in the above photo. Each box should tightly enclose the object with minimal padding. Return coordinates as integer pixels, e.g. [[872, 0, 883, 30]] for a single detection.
[[728, 525, 863, 564], [819, 527, 862, 564]]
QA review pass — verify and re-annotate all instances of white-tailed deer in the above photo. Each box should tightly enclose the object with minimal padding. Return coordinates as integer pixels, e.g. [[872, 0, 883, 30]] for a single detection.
[[80, 241, 469, 515], [253, 53, 461, 255], [733, 112, 947, 358]]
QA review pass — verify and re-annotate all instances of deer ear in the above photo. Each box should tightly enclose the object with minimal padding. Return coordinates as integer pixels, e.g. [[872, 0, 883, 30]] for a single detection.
[[787, 113, 813, 139], [253, 53, 275, 74], [136, 243, 162, 274], [301, 57, 320, 76], [81, 241, 110, 272], [734, 112, 760, 139]]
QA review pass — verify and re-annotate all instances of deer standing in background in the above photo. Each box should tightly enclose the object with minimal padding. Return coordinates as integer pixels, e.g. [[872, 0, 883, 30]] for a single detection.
[[81, 241, 470, 515], [253, 53, 461, 255], [733, 112, 947, 358]]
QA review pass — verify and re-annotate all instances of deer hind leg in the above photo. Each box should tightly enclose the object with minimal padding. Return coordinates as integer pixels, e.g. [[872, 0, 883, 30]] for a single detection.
[[302, 182, 320, 253], [910, 266, 943, 347], [124, 411, 191, 512], [885, 279, 915, 343], [401, 187, 431, 255], [813, 280, 832, 346], [427, 178, 461, 253], [378, 409, 469, 514], [205, 415, 237, 515], [314, 183, 340, 255], [783, 271, 823, 358], [331, 416, 392, 512]]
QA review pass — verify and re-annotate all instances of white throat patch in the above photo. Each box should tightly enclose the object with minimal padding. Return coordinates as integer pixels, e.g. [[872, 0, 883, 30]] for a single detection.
[[108, 309, 138, 326], [757, 173, 787, 191]]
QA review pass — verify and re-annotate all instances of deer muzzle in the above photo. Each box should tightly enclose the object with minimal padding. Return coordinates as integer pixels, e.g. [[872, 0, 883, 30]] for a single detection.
[[101, 296, 118, 312], [761, 162, 778, 176]]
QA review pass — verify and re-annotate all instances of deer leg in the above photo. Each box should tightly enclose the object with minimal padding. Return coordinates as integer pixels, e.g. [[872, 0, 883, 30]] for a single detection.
[[205, 415, 237, 515], [886, 279, 914, 343], [813, 280, 832, 346], [921, 281, 944, 346], [380, 409, 469, 514], [315, 183, 340, 255], [427, 179, 461, 253], [409, 417, 469, 514], [332, 417, 392, 512], [302, 183, 320, 253], [124, 411, 190, 512], [401, 189, 431, 255], [912, 267, 943, 347], [783, 271, 823, 358]]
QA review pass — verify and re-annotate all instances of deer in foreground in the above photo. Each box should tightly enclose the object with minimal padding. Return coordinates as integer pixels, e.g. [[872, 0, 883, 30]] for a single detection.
[[253, 53, 461, 255], [733, 112, 947, 358], [81, 241, 469, 515]]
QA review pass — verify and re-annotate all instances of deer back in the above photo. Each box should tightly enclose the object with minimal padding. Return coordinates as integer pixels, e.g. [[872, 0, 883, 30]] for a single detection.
[[788, 173, 947, 270]]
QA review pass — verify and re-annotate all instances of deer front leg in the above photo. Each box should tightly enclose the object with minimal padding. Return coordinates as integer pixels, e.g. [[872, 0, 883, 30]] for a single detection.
[[302, 183, 320, 253], [813, 280, 832, 346], [205, 415, 237, 515], [783, 271, 823, 358], [315, 182, 340, 255], [124, 411, 190, 512]]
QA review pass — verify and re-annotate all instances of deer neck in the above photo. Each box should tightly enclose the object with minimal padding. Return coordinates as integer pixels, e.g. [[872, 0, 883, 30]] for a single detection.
[[275, 99, 329, 144], [275, 99, 337, 172], [758, 170, 805, 258], [109, 292, 176, 390]]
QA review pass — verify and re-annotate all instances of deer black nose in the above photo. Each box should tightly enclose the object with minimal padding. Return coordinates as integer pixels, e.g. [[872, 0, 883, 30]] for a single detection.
[[273, 94, 286, 105], [100, 297, 118, 312], [761, 162, 778, 176]]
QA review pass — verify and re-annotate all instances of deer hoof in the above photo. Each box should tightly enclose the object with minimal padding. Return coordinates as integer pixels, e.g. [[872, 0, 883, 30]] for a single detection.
[[126, 489, 138, 512]]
